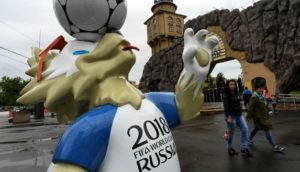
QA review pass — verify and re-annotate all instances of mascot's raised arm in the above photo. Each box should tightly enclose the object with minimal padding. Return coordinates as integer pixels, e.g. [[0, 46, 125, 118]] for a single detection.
[[17, 0, 218, 172]]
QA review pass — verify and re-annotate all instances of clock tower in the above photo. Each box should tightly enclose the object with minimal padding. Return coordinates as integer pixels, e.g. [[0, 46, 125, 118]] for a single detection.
[[145, 0, 186, 55]]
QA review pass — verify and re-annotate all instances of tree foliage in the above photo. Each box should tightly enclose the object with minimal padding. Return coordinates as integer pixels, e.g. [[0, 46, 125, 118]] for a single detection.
[[0, 76, 29, 106], [216, 72, 226, 89]]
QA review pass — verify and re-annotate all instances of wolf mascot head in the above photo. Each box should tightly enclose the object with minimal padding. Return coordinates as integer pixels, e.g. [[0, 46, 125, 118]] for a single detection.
[[17, 34, 144, 123]]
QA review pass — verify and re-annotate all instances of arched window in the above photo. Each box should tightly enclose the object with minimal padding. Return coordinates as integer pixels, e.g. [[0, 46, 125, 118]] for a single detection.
[[168, 16, 174, 32], [176, 18, 181, 33]]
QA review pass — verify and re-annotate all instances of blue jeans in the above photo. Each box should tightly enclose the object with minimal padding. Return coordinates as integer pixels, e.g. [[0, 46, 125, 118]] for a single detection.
[[249, 128, 276, 147], [226, 115, 249, 150]]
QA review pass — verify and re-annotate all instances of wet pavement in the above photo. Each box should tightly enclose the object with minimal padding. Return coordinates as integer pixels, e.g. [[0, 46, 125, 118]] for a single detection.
[[0, 111, 299, 172], [175, 110, 300, 172], [0, 117, 63, 172]]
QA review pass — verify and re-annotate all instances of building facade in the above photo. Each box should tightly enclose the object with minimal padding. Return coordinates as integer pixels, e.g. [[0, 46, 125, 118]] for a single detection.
[[140, 0, 300, 95], [144, 0, 186, 55]]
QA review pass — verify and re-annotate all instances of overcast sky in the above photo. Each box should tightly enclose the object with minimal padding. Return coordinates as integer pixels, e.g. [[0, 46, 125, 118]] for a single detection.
[[0, 0, 256, 81]]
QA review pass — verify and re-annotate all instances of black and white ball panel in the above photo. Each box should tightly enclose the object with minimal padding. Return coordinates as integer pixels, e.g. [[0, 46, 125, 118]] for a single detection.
[[58, 0, 67, 5], [53, 0, 127, 41], [66, 0, 110, 32], [53, 0, 71, 33], [108, 0, 118, 9], [108, 2, 127, 30], [72, 32, 103, 42]]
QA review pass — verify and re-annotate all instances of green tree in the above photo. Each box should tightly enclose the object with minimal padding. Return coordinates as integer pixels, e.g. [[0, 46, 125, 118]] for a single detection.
[[0, 76, 29, 106], [216, 72, 226, 89]]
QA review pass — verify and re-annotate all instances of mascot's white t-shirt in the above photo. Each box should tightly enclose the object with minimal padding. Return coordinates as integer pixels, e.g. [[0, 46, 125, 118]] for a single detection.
[[52, 92, 182, 172]]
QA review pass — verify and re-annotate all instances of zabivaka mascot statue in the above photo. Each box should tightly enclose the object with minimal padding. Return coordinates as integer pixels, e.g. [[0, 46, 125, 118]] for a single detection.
[[17, 0, 219, 172]]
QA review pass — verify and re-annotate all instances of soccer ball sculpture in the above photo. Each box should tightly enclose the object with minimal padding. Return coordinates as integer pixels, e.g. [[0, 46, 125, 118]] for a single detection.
[[53, 0, 127, 41], [17, 0, 219, 172]]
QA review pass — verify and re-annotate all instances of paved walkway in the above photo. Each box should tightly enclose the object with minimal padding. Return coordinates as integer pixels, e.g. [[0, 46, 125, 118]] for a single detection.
[[175, 110, 300, 172], [0, 111, 299, 172]]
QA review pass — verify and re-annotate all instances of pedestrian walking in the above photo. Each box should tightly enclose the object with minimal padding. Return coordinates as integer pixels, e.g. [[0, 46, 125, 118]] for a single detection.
[[247, 84, 285, 152], [242, 87, 252, 109], [223, 79, 252, 157], [271, 95, 277, 113], [263, 88, 272, 113]]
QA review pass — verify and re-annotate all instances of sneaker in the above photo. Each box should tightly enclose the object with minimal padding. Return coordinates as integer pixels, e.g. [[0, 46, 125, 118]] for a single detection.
[[241, 149, 253, 157], [228, 148, 239, 156], [274, 145, 285, 152], [268, 111, 273, 115], [248, 140, 254, 146]]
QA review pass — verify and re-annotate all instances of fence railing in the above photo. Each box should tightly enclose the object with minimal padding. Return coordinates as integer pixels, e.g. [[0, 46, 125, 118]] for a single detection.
[[203, 88, 223, 103], [277, 94, 300, 109]]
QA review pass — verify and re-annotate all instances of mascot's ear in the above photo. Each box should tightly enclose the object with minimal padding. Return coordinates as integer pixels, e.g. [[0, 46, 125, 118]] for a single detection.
[[37, 35, 67, 81], [25, 48, 41, 77]]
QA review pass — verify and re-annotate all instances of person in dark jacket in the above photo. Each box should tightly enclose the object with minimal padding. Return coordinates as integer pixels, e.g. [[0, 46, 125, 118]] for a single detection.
[[247, 84, 284, 152], [223, 79, 252, 157], [242, 87, 252, 109]]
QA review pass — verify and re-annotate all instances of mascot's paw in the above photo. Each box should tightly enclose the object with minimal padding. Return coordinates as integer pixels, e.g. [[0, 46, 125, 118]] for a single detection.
[[178, 28, 219, 99], [182, 28, 219, 80], [175, 28, 219, 121]]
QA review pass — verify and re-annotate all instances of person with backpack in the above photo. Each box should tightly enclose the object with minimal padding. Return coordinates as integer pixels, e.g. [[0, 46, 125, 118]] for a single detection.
[[247, 84, 285, 152]]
